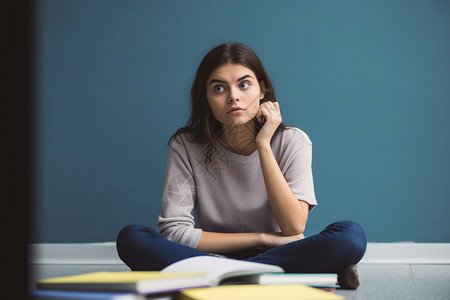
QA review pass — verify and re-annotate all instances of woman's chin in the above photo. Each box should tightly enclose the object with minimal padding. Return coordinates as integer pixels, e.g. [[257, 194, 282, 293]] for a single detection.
[[222, 118, 256, 129]]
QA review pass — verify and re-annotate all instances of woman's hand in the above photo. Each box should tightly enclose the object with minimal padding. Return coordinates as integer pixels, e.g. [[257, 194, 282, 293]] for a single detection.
[[255, 101, 282, 147], [261, 232, 305, 249]]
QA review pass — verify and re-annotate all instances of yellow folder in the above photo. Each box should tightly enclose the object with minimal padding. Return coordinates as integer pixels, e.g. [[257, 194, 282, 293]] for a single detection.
[[179, 284, 344, 300]]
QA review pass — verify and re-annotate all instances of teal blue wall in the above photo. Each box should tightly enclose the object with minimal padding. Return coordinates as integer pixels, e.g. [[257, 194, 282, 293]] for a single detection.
[[34, 0, 450, 242]]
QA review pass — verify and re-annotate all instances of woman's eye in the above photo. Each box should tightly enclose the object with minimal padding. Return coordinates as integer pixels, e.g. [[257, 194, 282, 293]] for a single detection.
[[214, 85, 225, 93], [239, 82, 250, 89]]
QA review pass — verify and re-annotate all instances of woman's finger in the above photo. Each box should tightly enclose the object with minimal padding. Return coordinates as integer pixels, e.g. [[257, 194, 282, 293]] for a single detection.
[[256, 106, 268, 123]]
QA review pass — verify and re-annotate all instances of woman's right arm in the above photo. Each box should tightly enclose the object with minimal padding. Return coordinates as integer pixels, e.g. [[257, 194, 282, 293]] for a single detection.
[[158, 141, 202, 248], [196, 231, 304, 254]]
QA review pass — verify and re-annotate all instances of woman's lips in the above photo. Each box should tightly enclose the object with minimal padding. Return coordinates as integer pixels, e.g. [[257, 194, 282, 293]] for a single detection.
[[227, 107, 245, 114]]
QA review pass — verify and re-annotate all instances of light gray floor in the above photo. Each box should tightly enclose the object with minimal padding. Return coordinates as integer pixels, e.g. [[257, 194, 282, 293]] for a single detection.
[[30, 264, 450, 299], [336, 264, 450, 300]]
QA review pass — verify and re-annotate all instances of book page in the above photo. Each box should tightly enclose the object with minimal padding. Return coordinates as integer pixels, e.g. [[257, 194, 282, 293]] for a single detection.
[[162, 256, 283, 285]]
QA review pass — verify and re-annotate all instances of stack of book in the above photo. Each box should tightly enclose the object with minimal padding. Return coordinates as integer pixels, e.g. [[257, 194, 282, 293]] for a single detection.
[[31, 256, 342, 300]]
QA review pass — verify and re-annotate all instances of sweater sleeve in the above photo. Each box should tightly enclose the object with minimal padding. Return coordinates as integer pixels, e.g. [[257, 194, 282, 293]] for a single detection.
[[278, 128, 318, 210], [157, 138, 202, 248]]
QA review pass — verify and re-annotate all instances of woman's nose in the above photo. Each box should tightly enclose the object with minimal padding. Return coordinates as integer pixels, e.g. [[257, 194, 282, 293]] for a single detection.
[[227, 87, 240, 103]]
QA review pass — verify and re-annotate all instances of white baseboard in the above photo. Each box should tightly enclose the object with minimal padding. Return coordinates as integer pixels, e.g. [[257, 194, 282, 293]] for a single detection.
[[29, 243, 122, 265], [360, 243, 450, 264], [29, 243, 450, 265]]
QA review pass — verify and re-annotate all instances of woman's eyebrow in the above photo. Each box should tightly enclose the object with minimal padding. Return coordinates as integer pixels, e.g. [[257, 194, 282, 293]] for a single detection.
[[209, 79, 226, 85], [236, 74, 253, 82], [209, 75, 254, 86]]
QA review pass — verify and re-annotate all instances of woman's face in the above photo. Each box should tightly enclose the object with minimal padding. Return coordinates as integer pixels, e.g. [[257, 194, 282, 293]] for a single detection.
[[206, 63, 264, 127]]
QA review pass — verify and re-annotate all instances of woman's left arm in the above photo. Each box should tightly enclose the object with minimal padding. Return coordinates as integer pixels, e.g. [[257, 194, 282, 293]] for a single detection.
[[255, 102, 309, 236]]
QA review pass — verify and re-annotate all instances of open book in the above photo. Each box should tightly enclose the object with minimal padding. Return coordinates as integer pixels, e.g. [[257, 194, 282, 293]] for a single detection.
[[36, 256, 283, 295], [162, 257, 337, 287]]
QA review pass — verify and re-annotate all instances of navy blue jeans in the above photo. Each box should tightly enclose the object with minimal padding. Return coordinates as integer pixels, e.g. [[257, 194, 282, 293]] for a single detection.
[[116, 221, 366, 273]]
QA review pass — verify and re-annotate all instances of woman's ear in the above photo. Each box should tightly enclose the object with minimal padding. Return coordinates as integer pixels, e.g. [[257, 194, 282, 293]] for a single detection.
[[259, 81, 266, 100]]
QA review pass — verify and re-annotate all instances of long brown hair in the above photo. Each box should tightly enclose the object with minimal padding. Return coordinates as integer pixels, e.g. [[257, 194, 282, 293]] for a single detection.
[[170, 43, 285, 166]]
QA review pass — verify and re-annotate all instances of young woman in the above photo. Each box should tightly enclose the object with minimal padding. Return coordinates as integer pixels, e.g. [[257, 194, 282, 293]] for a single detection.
[[116, 43, 367, 289]]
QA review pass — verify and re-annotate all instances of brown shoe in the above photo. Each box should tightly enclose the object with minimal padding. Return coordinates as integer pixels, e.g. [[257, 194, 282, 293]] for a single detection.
[[338, 264, 361, 289]]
